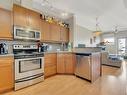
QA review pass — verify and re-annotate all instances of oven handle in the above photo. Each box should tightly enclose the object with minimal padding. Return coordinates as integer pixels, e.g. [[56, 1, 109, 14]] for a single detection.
[[15, 57, 43, 61], [15, 73, 44, 83]]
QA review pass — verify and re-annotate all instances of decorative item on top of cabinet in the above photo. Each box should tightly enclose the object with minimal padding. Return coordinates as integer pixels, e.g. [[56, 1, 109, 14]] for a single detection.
[[40, 14, 69, 28], [0, 8, 12, 40], [44, 53, 57, 78], [57, 53, 76, 74], [13, 4, 40, 30], [0, 56, 14, 93]]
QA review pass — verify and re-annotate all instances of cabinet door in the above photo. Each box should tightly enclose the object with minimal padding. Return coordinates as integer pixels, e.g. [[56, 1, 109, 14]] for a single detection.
[[60, 27, 69, 42], [44, 53, 57, 77], [64, 54, 75, 74], [13, 4, 28, 27], [0, 8, 12, 39], [45, 66, 56, 78], [0, 57, 14, 93], [50, 23, 61, 41], [40, 20, 51, 41], [44, 53, 57, 67], [57, 53, 65, 73], [27, 9, 40, 30]]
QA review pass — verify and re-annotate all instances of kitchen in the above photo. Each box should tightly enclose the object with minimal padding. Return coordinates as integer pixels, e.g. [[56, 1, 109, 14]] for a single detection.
[[0, 0, 127, 95]]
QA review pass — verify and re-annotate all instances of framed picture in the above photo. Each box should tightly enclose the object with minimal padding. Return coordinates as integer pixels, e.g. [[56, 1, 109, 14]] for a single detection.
[[90, 38, 92, 44]]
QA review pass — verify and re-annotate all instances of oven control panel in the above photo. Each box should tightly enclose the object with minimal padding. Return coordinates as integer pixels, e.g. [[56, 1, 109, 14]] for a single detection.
[[13, 44, 38, 50]]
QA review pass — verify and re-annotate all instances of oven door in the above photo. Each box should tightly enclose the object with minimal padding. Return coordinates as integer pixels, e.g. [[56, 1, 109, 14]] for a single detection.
[[15, 57, 44, 80]]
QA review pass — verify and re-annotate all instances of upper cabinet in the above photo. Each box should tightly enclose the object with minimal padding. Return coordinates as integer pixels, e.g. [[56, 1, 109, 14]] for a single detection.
[[50, 23, 61, 41], [13, 4, 27, 27], [0, 8, 13, 40], [27, 9, 40, 30], [60, 27, 69, 42], [13, 4, 40, 30], [40, 20, 51, 41], [40, 20, 69, 42]]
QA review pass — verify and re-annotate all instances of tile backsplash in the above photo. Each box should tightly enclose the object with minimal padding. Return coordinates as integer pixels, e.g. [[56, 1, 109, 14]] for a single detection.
[[0, 40, 69, 54], [0, 40, 37, 54], [42, 43, 68, 52], [0, 40, 13, 54]]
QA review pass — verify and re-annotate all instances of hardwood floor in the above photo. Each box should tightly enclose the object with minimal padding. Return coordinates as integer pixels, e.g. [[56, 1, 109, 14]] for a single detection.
[[2, 61, 127, 95]]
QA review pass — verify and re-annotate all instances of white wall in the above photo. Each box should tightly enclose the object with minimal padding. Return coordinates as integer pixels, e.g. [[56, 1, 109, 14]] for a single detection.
[[0, 0, 13, 10], [74, 25, 100, 47]]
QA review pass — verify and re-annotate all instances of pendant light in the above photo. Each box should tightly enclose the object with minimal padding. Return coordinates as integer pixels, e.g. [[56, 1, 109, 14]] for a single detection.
[[93, 17, 102, 36]]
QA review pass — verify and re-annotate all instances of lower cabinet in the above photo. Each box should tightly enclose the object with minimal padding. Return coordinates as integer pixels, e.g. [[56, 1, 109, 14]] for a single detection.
[[44, 53, 57, 78], [57, 53, 76, 74], [45, 66, 56, 78], [0, 56, 14, 93]]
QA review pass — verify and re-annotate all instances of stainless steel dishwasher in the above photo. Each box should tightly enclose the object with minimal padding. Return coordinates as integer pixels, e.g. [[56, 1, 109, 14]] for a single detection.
[[75, 53, 91, 80]]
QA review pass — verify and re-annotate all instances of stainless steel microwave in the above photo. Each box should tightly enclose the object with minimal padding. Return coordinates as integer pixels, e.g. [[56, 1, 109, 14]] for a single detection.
[[14, 26, 41, 41]]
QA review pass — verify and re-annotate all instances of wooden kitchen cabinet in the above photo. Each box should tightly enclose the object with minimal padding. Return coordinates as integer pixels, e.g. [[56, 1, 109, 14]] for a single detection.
[[0, 56, 14, 93], [50, 23, 61, 41], [0, 8, 12, 40], [64, 54, 75, 74], [13, 4, 28, 27], [60, 27, 69, 42], [44, 53, 57, 78], [40, 20, 51, 41], [57, 53, 76, 74], [27, 9, 40, 30], [57, 53, 65, 74], [13, 4, 40, 30]]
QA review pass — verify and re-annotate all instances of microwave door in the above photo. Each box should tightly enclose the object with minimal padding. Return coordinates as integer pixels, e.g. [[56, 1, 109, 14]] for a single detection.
[[14, 26, 41, 41]]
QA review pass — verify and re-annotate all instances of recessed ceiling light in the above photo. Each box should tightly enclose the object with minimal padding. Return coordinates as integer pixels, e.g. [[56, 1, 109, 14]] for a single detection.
[[61, 12, 68, 17]]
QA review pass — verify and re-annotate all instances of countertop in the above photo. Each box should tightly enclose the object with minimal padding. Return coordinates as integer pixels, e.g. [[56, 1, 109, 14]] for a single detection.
[[44, 51, 101, 55], [0, 54, 14, 57], [44, 51, 73, 54]]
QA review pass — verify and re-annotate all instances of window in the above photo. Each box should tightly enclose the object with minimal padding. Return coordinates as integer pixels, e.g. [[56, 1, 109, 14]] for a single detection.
[[104, 37, 114, 43], [102, 33, 115, 44]]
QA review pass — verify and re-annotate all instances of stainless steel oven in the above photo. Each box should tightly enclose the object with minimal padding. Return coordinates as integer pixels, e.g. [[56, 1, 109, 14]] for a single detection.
[[13, 44, 44, 90], [15, 57, 44, 80], [14, 26, 41, 41]]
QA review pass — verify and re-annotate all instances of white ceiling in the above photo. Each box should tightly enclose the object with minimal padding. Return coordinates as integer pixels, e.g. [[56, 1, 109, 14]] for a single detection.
[[33, 0, 127, 32], [1, 0, 127, 32]]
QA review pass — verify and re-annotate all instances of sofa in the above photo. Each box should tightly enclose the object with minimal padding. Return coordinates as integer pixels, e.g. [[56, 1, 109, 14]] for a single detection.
[[101, 52, 122, 68]]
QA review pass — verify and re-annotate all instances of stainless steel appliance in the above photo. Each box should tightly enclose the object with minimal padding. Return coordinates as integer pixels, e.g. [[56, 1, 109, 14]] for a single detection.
[[0, 43, 8, 54], [75, 53, 91, 81], [13, 44, 44, 90], [14, 26, 41, 41]]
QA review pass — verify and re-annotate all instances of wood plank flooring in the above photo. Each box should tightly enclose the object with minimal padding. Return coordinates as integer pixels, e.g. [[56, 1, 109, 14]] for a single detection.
[[2, 61, 127, 95]]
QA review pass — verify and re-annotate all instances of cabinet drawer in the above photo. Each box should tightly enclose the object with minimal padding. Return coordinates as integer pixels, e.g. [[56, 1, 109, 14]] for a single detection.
[[44, 53, 57, 67], [0, 57, 14, 67], [44, 65, 56, 77]]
